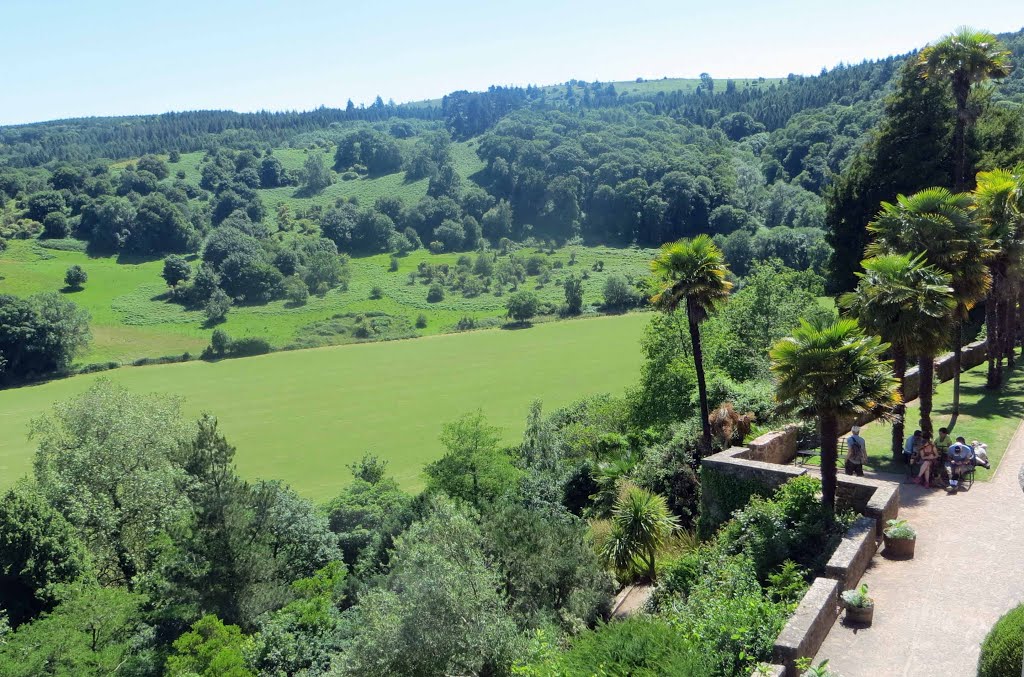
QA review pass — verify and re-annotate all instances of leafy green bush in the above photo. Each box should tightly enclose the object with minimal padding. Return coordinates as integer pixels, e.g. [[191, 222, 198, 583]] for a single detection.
[[717, 475, 852, 581], [516, 617, 713, 676], [230, 337, 272, 357], [978, 604, 1024, 677], [664, 553, 795, 676]]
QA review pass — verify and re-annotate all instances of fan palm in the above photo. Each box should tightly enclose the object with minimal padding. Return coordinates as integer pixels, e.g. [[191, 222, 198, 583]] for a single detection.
[[840, 254, 954, 460], [866, 187, 992, 421], [973, 167, 1024, 387], [650, 235, 732, 449], [601, 486, 679, 582], [920, 28, 1012, 191], [771, 318, 899, 510]]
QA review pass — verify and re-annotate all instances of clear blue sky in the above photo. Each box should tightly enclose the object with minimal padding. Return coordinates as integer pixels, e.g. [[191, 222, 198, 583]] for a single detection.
[[2, 0, 1022, 126]]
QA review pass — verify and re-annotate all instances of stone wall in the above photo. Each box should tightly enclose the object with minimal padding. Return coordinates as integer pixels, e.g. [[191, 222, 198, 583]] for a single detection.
[[746, 424, 801, 464], [772, 578, 841, 677]]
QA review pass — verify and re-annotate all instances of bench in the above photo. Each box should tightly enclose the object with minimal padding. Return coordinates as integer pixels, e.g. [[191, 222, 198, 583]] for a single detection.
[[796, 439, 846, 465]]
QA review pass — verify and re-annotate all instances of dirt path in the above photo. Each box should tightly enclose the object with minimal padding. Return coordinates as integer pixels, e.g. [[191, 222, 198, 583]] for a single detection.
[[814, 421, 1024, 676]]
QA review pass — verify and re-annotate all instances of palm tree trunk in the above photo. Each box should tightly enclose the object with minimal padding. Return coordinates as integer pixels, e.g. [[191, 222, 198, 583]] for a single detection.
[[647, 546, 657, 582], [891, 349, 907, 463], [919, 355, 935, 435], [1003, 290, 1016, 370], [986, 291, 1000, 389], [951, 319, 963, 414], [687, 303, 712, 451], [952, 107, 968, 192], [820, 413, 839, 511]]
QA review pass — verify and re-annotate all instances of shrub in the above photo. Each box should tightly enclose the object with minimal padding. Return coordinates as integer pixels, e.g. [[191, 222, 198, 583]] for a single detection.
[[978, 604, 1024, 677], [229, 336, 272, 357], [602, 273, 636, 310], [283, 276, 310, 306], [665, 553, 795, 676], [162, 255, 192, 287], [426, 283, 444, 302], [42, 212, 70, 239], [369, 286, 383, 300], [517, 617, 712, 676], [389, 256, 400, 272], [506, 290, 540, 323], [204, 288, 231, 324], [415, 314, 428, 329], [63, 265, 87, 290], [717, 475, 852, 582], [208, 329, 231, 357]]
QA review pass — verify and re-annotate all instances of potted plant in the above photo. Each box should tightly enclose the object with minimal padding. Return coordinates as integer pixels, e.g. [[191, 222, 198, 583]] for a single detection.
[[841, 583, 874, 625], [883, 518, 917, 558]]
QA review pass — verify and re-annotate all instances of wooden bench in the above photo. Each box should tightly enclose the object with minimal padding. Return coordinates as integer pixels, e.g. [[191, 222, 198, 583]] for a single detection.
[[796, 439, 846, 465]]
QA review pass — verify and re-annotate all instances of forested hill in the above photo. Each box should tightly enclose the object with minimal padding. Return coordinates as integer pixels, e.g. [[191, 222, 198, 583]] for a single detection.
[[3, 27, 1021, 168]]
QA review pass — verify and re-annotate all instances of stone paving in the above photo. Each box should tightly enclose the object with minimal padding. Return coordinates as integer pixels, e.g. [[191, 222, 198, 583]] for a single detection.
[[815, 421, 1024, 677]]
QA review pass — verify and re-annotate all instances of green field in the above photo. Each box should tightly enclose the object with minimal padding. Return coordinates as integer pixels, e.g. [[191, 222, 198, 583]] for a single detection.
[[0, 313, 649, 500], [0, 238, 654, 364]]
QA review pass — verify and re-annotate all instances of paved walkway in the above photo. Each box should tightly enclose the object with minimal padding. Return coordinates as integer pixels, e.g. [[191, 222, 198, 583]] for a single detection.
[[816, 421, 1024, 677]]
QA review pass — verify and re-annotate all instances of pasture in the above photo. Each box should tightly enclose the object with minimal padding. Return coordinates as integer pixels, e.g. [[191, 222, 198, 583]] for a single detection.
[[0, 312, 649, 500], [0, 238, 654, 363]]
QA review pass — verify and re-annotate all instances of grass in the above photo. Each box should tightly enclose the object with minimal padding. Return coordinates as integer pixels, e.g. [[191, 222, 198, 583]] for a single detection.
[[0, 238, 654, 364], [0, 313, 649, 501], [807, 361, 1024, 479]]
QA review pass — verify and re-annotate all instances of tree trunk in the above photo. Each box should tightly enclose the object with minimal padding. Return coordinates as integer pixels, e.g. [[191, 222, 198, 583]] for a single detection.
[[986, 291, 1000, 389], [647, 546, 657, 582], [919, 355, 935, 436], [1003, 289, 1016, 370], [952, 105, 968, 192], [687, 302, 712, 452], [951, 319, 963, 414], [891, 349, 907, 463], [820, 413, 839, 511]]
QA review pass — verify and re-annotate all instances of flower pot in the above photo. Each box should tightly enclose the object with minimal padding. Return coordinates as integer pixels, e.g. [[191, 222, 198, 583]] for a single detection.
[[883, 535, 916, 559], [845, 603, 874, 625]]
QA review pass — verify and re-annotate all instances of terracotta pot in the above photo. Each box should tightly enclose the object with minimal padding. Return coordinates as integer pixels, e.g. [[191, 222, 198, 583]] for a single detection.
[[845, 603, 874, 625], [883, 535, 916, 559]]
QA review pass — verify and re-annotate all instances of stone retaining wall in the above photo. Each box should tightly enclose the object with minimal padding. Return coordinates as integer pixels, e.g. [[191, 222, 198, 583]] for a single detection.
[[772, 578, 841, 676], [825, 516, 878, 590]]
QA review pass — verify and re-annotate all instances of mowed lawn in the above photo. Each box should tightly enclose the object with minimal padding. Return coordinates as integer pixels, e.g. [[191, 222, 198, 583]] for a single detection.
[[835, 361, 1024, 479], [0, 313, 648, 500]]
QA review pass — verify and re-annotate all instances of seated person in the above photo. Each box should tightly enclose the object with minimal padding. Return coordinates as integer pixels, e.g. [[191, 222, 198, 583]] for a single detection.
[[913, 432, 939, 487], [903, 430, 923, 465], [946, 437, 975, 489], [935, 427, 953, 457]]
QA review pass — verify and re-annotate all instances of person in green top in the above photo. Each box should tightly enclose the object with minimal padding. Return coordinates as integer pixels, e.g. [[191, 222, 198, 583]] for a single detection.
[[936, 427, 953, 457]]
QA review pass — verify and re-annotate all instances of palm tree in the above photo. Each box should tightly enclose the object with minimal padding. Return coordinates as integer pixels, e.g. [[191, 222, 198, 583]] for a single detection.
[[771, 318, 899, 510], [601, 486, 679, 582], [866, 187, 992, 420], [650, 235, 732, 450], [920, 28, 1012, 191], [974, 167, 1024, 387], [840, 254, 954, 460]]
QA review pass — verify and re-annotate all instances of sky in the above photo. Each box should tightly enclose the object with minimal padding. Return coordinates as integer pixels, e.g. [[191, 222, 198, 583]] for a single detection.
[[1, 0, 1023, 126]]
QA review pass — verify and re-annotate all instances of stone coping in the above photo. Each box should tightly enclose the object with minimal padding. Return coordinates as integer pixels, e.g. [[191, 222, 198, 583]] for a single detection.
[[773, 577, 840, 677], [825, 515, 878, 590]]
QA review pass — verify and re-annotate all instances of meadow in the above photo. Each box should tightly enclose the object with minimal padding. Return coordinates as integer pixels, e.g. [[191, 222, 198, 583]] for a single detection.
[[0, 237, 654, 363], [0, 312, 649, 500]]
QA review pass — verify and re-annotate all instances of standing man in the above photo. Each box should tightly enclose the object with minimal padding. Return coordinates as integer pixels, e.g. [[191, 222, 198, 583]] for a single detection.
[[845, 425, 867, 476]]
